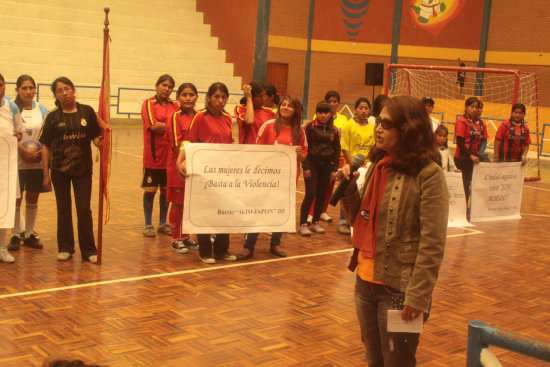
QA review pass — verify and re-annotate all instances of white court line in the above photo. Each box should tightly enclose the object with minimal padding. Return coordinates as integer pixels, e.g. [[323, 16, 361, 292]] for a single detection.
[[112, 149, 142, 158], [0, 249, 352, 300], [0, 229, 484, 300], [520, 212, 550, 218], [524, 185, 550, 192]]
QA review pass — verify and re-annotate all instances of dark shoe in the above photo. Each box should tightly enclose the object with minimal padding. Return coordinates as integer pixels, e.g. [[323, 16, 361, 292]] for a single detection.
[[236, 250, 253, 260], [157, 223, 172, 236], [183, 237, 199, 250], [7, 236, 20, 251], [23, 234, 43, 249], [269, 246, 287, 258], [215, 252, 237, 261]]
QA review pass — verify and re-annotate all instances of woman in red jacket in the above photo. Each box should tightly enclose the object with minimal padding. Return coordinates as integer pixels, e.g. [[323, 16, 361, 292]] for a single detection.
[[141, 75, 179, 238], [165, 83, 199, 254]]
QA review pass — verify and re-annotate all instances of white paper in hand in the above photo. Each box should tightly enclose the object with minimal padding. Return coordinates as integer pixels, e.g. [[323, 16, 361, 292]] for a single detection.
[[387, 310, 423, 333]]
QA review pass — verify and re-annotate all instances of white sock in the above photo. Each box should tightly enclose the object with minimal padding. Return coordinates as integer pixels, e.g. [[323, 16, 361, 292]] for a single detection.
[[12, 207, 21, 236], [0, 228, 7, 249], [25, 203, 38, 238]]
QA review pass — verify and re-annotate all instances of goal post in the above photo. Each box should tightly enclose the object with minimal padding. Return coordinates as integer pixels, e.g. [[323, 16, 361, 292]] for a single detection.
[[385, 64, 541, 181]]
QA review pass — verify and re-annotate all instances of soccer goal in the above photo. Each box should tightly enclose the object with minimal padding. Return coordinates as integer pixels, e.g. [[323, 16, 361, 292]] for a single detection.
[[385, 64, 541, 181]]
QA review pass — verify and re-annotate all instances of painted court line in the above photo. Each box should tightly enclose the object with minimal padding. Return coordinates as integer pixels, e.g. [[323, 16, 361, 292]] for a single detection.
[[0, 231, 482, 300], [524, 185, 550, 192], [520, 212, 550, 218], [113, 149, 142, 158]]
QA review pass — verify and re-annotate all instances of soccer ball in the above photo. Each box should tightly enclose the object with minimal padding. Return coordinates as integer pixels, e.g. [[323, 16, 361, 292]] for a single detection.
[[21, 140, 42, 163]]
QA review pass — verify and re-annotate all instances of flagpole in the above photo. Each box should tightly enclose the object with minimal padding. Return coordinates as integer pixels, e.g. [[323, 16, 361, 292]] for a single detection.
[[97, 7, 110, 265]]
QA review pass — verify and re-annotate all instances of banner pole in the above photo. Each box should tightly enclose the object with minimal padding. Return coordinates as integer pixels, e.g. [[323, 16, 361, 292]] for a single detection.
[[97, 7, 110, 265]]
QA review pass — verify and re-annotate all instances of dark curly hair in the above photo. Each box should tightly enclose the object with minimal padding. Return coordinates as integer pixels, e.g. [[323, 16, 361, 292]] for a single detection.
[[368, 95, 441, 175]]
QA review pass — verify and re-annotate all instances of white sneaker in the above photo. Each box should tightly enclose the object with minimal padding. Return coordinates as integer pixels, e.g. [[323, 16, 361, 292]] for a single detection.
[[299, 223, 311, 236], [307, 215, 313, 224], [0, 249, 15, 263], [320, 213, 333, 222], [88, 255, 98, 264], [310, 222, 325, 234], [57, 252, 72, 261]]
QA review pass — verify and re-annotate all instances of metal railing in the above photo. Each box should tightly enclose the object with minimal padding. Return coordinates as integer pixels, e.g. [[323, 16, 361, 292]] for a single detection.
[[7, 81, 549, 155], [467, 321, 550, 366]]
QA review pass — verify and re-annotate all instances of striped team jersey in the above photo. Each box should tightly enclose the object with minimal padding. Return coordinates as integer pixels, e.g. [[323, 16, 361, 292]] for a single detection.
[[182, 108, 234, 147], [165, 108, 195, 188], [141, 96, 179, 169], [234, 105, 275, 144]]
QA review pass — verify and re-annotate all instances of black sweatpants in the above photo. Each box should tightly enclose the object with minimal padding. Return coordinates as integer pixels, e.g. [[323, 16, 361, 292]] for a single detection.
[[300, 162, 333, 224], [51, 170, 97, 259]]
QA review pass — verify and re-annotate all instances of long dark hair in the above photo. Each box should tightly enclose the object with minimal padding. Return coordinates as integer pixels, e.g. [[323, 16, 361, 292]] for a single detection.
[[156, 74, 175, 88], [273, 95, 303, 145], [15, 74, 36, 112], [369, 95, 441, 175], [264, 83, 279, 105], [51, 76, 75, 107], [372, 94, 389, 117], [205, 82, 229, 111]]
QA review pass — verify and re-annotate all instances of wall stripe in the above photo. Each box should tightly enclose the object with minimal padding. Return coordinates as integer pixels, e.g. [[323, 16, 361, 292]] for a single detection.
[[268, 35, 550, 66]]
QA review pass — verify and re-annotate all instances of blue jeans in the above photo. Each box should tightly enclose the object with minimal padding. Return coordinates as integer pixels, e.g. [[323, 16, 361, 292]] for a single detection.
[[354, 276, 421, 367], [244, 232, 283, 254]]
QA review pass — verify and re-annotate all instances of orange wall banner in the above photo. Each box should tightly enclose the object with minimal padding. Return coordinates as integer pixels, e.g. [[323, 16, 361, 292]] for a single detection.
[[401, 0, 484, 49]]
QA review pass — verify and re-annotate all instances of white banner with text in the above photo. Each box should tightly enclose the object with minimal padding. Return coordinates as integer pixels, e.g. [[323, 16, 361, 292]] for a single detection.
[[445, 171, 472, 227], [0, 133, 18, 228], [182, 143, 297, 233], [470, 162, 524, 222]]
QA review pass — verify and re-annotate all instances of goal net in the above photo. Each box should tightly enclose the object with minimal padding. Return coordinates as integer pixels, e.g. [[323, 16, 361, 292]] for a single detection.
[[385, 64, 541, 181]]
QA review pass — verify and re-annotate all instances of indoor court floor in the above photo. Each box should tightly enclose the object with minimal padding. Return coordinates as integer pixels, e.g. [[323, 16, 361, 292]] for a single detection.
[[0, 128, 549, 366]]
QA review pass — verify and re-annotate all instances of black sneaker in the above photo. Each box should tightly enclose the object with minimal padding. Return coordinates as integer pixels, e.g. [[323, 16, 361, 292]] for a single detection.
[[23, 234, 43, 249], [183, 238, 199, 250], [7, 236, 20, 251]]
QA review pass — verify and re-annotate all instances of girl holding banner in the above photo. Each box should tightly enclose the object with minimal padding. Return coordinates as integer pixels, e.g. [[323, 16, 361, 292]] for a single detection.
[[342, 96, 448, 366], [453, 97, 487, 202], [176, 82, 237, 265], [237, 95, 307, 260], [165, 83, 199, 254], [493, 103, 531, 165]]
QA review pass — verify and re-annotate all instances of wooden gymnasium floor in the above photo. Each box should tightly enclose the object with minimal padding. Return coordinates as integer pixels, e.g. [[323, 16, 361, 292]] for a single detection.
[[1, 128, 549, 367]]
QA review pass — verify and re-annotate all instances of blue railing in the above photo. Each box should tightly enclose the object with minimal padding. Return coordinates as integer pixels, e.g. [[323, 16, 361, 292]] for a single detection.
[[7, 81, 550, 154], [467, 321, 550, 366]]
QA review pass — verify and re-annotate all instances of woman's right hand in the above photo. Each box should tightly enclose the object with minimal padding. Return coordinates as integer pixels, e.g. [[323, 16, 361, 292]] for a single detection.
[[341, 164, 360, 193], [303, 169, 311, 179], [470, 154, 480, 164], [176, 159, 187, 179], [43, 174, 52, 192], [21, 147, 41, 163], [242, 84, 252, 99]]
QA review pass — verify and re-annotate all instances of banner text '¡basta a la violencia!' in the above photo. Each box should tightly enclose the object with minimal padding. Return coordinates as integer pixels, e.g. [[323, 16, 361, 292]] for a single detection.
[[204, 178, 280, 190]]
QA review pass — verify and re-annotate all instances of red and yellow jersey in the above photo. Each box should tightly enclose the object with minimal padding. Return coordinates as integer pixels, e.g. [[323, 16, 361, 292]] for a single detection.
[[141, 96, 179, 169], [165, 108, 195, 188], [235, 105, 275, 144], [183, 108, 234, 146], [257, 119, 307, 184]]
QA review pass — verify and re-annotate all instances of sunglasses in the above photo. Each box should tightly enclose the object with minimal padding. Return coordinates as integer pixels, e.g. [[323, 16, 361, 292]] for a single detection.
[[375, 116, 394, 129]]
